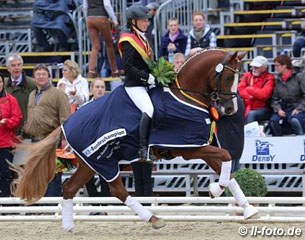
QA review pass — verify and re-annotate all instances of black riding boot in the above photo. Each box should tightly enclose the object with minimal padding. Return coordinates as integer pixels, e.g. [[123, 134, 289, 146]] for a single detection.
[[138, 112, 151, 161]]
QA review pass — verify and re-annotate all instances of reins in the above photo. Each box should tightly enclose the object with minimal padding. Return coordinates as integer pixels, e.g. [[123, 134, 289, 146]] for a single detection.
[[175, 78, 209, 108]]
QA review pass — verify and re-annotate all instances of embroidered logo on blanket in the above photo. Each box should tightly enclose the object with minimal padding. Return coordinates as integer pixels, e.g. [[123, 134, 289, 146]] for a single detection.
[[83, 128, 127, 157]]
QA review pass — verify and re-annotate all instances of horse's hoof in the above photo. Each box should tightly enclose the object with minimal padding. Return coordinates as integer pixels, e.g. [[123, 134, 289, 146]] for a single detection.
[[208, 182, 224, 198], [244, 205, 258, 220], [152, 218, 166, 229], [63, 226, 73, 233]]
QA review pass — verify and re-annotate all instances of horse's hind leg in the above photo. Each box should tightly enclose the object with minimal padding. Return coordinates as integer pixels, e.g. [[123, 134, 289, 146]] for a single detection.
[[108, 176, 166, 229], [61, 156, 95, 232]]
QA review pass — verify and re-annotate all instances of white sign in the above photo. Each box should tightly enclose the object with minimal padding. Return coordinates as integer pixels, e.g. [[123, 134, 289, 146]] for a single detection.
[[240, 136, 305, 163]]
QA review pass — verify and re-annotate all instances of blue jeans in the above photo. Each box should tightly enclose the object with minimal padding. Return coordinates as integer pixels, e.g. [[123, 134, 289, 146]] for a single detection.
[[32, 27, 69, 52], [0, 148, 13, 197], [293, 37, 305, 57], [269, 110, 305, 136], [246, 109, 272, 124]]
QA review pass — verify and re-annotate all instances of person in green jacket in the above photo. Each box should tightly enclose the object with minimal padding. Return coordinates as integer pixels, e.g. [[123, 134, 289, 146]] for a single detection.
[[4, 53, 36, 135]]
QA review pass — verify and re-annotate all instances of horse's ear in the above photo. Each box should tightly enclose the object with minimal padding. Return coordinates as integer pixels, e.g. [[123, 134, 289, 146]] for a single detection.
[[229, 51, 238, 62], [237, 52, 247, 61], [228, 51, 247, 62]]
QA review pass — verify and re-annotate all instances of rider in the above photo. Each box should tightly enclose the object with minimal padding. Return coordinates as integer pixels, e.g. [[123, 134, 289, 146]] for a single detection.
[[118, 5, 155, 161]]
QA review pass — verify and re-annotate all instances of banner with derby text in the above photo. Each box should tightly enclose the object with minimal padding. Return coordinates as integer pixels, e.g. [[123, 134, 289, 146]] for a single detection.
[[240, 136, 305, 163]]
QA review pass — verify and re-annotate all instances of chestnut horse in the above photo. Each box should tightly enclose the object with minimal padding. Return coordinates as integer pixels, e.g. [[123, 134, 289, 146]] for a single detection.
[[13, 48, 257, 232]]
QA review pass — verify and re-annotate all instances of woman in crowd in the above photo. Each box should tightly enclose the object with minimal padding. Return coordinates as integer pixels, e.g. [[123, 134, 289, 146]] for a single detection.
[[57, 60, 89, 113], [84, 0, 121, 78], [269, 55, 305, 136], [172, 52, 186, 73], [0, 72, 23, 197], [159, 18, 187, 62]]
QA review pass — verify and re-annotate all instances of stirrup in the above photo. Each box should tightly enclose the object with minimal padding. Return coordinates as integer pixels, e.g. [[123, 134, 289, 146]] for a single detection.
[[208, 182, 224, 198], [138, 147, 149, 162]]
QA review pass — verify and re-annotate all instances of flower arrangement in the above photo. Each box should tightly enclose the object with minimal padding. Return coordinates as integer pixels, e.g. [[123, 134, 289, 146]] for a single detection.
[[147, 57, 176, 86]]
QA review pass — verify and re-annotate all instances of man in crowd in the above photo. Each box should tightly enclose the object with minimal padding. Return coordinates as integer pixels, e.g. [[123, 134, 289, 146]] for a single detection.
[[22, 64, 70, 196], [238, 56, 275, 124], [5, 53, 36, 135]]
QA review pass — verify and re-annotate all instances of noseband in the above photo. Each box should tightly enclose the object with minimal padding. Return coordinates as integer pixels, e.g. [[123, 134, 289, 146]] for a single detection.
[[175, 53, 240, 108]]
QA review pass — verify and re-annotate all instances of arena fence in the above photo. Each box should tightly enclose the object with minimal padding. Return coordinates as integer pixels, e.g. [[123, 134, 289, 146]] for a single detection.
[[1, 197, 305, 222]]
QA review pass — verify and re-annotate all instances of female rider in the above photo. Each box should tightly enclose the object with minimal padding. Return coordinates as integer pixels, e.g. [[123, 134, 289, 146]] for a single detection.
[[118, 5, 155, 161]]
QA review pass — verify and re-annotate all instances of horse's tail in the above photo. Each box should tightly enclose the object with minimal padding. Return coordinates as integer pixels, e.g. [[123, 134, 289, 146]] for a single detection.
[[12, 127, 62, 205]]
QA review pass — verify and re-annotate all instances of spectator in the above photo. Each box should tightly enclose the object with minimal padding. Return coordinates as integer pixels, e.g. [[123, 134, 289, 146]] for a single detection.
[[57, 60, 89, 113], [185, 11, 217, 57], [146, 2, 159, 53], [292, 20, 305, 58], [84, 0, 121, 78], [172, 52, 186, 73], [269, 55, 305, 136], [209, 0, 230, 9], [140, 0, 157, 6], [4, 54, 36, 135], [0, 72, 23, 197], [159, 18, 187, 62], [89, 78, 107, 101], [84, 79, 111, 205], [98, 22, 124, 91], [238, 56, 275, 124], [31, 0, 78, 52], [22, 64, 71, 196]]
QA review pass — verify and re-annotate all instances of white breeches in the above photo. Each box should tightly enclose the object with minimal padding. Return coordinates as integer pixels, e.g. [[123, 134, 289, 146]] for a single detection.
[[125, 86, 154, 118]]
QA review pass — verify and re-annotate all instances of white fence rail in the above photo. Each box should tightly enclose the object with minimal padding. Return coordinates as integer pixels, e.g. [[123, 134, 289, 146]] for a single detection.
[[1, 197, 305, 222]]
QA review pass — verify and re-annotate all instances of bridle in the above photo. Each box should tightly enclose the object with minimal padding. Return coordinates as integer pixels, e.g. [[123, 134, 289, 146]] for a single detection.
[[174, 54, 240, 108]]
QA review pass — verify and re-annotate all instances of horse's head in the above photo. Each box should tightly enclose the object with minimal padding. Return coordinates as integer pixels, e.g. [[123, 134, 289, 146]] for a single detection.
[[176, 49, 247, 116], [209, 51, 247, 116]]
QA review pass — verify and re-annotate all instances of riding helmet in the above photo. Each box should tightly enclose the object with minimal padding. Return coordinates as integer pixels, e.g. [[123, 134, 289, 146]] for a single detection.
[[126, 5, 151, 20]]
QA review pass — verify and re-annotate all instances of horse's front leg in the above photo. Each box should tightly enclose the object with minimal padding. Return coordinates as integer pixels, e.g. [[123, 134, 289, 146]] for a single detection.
[[62, 156, 95, 232], [172, 145, 232, 193], [171, 146, 258, 219], [108, 176, 166, 229]]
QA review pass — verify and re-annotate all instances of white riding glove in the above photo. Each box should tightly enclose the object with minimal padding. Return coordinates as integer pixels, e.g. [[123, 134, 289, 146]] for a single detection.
[[147, 74, 156, 85]]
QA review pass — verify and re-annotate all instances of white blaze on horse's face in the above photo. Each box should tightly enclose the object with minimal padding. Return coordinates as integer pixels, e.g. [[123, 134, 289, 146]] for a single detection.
[[229, 71, 239, 115]]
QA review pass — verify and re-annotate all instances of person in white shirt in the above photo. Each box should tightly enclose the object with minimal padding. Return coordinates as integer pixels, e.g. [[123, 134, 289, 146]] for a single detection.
[[57, 60, 89, 112]]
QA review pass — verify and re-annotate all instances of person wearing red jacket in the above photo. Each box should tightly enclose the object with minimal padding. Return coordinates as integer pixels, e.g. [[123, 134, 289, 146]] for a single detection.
[[238, 56, 275, 124], [0, 72, 23, 197]]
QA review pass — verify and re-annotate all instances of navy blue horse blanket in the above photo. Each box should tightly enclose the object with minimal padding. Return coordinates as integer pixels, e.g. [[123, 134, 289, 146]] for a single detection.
[[62, 86, 212, 181]]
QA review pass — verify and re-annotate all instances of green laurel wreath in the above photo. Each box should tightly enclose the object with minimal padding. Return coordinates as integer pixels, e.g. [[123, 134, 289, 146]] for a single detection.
[[147, 57, 177, 86]]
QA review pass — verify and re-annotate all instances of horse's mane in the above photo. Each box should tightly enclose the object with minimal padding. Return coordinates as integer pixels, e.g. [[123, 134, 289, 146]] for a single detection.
[[177, 47, 228, 74]]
